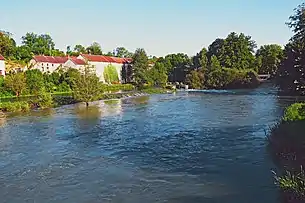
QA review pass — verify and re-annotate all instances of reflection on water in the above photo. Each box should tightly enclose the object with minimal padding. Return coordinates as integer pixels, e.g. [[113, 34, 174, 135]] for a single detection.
[[0, 86, 292, 203]]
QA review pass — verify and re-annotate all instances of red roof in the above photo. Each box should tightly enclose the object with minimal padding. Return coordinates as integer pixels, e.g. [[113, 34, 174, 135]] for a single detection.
[[69, 57, 86, 65], [33, 55, 69, 64], [0, 55, 4, 60], [81, 54, 132, 64]]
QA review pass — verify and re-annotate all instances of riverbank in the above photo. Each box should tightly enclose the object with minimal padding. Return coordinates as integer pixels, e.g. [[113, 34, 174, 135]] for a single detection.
[[0, 88, 174, 114], [267, 103, 305, 202]]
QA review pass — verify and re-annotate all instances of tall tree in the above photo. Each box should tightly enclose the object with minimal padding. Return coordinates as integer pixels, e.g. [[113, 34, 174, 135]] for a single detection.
[[86, 42, 102, 55], [72, 66, 101, 107], [216, 32, 256, 70], [74, 44, 86, 54], [5, 72, 27, 96], [256, 44, 283, 76], [115, 47, 133, 58], [132, 48, 149, 87], [0, 31, 15, 58], [21, 33, 55, 55], [276, 3, 305, 95], [207, 38, 225, 59], [25, 69, 45, 95], [147, 62, 168, 87]]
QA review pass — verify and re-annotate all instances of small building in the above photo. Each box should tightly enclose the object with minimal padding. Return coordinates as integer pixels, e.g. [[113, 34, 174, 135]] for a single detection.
[[0, 55, 5, 76]]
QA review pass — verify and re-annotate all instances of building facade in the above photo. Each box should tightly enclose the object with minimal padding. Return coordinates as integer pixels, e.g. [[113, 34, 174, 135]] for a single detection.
[[0, 55, 5, 76], [77, 54, 131, 83], [30, 54, 132, 83]]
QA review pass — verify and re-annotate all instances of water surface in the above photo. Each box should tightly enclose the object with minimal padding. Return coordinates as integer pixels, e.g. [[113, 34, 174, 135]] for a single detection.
[[0, 85, 294, 203]]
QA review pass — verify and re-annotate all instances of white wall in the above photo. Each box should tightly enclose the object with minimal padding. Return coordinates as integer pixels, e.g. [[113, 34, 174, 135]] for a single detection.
[[0, 60, 5, 76], [29, 59, 62, 73]]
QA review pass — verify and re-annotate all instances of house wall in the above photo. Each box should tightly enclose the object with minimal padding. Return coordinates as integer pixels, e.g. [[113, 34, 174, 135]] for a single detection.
[[29, 59, 62, 73], [0, 60, 5, 76]]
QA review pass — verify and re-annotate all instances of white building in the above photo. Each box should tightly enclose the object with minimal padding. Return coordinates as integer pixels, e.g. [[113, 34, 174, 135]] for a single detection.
[[29, 56, 69, 73], [63, 57, 86, 70], [0, 55, 5, 76], [78, 54, 131, 83], [29, 55, 88, 73]]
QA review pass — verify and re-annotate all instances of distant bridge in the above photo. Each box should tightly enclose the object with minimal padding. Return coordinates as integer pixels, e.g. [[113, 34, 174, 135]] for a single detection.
[[258, 74, 271, 82]]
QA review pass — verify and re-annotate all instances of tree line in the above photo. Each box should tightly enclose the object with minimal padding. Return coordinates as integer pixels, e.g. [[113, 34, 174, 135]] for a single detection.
[[2, 3, 304, 93]]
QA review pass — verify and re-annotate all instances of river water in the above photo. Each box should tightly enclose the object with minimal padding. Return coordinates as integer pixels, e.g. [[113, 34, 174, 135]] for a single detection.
[[0, 85, 295, 203]]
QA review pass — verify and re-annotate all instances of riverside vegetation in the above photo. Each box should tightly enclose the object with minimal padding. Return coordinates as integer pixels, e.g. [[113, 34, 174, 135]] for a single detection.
[[265, 3, 305, 202]]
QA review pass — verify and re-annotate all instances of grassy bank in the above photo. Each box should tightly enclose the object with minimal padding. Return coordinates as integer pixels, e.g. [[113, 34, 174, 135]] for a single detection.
[[0, 87, 173, 113], [268, 103, 305, 202]]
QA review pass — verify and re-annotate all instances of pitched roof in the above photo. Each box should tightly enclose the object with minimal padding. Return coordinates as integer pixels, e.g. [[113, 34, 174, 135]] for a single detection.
[[33, 55, 69, 64], [81, 54, 132, 64], [69, 57, 86, 65], [0, 55, 5, 60]]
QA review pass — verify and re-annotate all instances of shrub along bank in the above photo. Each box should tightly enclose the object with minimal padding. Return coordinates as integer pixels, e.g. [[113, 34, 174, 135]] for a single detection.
[[268, 102, 305, 202]]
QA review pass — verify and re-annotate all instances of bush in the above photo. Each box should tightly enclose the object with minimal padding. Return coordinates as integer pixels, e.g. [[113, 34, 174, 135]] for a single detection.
[[31, 89, 53, 108], [283, 103, 305, 122], [206, 68, 259, 89], [0, 101, 30, 112]]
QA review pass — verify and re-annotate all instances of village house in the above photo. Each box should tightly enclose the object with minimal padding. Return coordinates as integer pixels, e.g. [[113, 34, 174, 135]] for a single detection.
[[29, 55, 87, 73], [0, 54, 5, 76], [29, 56, 69, 73]]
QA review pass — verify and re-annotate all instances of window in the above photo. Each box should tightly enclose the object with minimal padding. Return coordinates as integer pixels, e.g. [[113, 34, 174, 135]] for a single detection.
[[47, 67, 49, 70], [47, 63, 49, 66], [52, 64, 54, 66], [0, 70, 2, 75]]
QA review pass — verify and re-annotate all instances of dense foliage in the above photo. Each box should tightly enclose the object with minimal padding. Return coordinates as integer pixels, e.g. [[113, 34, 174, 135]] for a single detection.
[[276, 3, 305, 95]]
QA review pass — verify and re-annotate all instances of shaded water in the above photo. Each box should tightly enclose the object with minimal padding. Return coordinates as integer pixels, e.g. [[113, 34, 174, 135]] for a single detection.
[[0, 85, 295, 203]]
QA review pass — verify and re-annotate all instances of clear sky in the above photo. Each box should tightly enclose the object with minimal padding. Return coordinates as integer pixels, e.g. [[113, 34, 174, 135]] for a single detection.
[[1, 0, 303, 56]]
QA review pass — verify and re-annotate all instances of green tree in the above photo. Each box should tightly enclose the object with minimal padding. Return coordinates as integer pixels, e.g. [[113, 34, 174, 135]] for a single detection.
[[217, 32, 256, 70], [5, 72, 27, 96], [132, 48, 149, 87], [21, 33, 55, 55], [115, 47, 133, 58], [0, 31, 15, 58], [25, 69, 45, 95], [74, 44, 86, 53], [147, 62, 168, 87], [14, 45, 32, 63], [86, 42, 102, 55], [256, 44, 283, 75], [207, 38, 224, 59], [193, 48, 208, 70], [209, 55, 222, 72], [276, 3, 305, 95], [72, 65, 101, 107], [186, 70, 204, 89], [103, 64, 119, 83]]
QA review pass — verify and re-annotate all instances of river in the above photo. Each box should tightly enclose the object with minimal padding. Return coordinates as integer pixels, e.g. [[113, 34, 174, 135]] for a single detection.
[[0, 85, 295, 203]]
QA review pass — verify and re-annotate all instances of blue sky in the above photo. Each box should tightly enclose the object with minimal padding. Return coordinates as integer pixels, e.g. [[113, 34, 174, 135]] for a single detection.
[[1, 0, 303, 56]]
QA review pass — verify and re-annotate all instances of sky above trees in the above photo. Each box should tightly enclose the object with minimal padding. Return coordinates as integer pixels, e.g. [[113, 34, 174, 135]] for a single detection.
[[1, 0, 303, 56]]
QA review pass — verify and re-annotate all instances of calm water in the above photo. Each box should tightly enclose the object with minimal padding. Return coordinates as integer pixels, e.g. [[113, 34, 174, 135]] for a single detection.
[[0, 85, 295, 203]]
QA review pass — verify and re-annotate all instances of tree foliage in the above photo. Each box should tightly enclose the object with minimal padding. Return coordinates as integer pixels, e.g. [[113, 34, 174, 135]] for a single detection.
[[276, 3, 305, 95], [5, 72, 27, 96], [72, 65, 101, 106], [256, 44, 283, 75], [103, 64, 119, 84], [132, 48, 149, 87], [86, 42, 102, 55]]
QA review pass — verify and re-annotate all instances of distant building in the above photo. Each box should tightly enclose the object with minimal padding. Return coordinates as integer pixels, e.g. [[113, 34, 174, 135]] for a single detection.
[[29, 54, 132, 83], [63, 57, 86, 70], [77, 54, 132, 83], [29, 56, 69, 73], [0, 55, 5, 76]]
